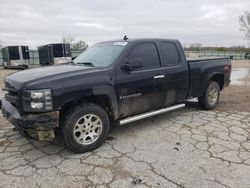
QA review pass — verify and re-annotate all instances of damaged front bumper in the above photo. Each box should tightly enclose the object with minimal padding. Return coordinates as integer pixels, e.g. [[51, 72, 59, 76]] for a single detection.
[[0, 98, 59, 140]]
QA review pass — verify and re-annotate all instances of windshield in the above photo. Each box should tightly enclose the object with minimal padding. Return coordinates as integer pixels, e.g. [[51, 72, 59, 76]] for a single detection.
[[73, 42, 127, 67]]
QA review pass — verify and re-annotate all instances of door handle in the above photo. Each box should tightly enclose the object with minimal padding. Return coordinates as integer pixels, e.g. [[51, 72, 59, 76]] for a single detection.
[[153, 75, 165, 79]]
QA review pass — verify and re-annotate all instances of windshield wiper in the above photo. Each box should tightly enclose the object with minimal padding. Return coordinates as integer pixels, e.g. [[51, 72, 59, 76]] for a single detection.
[[74, 62, 95, 67]]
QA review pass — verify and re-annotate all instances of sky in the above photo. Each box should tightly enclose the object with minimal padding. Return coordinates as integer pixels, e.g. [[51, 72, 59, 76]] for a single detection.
[[0, 0, 249, 48]]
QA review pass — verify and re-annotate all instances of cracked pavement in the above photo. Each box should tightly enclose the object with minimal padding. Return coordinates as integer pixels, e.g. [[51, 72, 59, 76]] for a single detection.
[[0, 107, 250, 188]]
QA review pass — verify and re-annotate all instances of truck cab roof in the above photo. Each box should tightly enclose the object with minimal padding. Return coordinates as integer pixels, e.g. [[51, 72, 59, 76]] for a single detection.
[[100, 38, 180, 44]]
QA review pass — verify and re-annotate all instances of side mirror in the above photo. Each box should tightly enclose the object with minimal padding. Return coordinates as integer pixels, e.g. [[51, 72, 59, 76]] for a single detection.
[[121, 58, 143, 71]]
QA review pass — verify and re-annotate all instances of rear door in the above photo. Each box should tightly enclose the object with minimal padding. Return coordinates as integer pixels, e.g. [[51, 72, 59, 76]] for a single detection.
[[160, 41, 189, 105], [9, 47, 20, 60], [48, 45, 54, 65], [64, 44, 72, 57], [22, 46, 30, 60], [116, 41, 166, 118]]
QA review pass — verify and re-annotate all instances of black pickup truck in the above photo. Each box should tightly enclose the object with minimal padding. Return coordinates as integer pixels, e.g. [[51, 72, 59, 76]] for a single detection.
[[1, 38, 231, 153]]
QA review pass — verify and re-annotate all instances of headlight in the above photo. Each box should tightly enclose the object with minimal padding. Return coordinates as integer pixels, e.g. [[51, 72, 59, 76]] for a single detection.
[[31, 102, 43, 109], [31, 91, 44, 100], [23, 89, 53, 112]]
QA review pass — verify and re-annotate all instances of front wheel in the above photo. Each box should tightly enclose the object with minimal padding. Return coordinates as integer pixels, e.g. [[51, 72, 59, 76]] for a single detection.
[[198, 81, 220, 110], [62, 103, 110, 153]]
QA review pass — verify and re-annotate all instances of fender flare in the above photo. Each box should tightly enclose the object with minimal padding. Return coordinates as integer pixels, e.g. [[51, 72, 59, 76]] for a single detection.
[[92, 86, 119, 120], [199, 72, 224, 96]]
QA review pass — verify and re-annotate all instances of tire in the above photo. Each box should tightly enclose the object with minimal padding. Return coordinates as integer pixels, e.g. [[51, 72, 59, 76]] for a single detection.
[[198, 81, 220, 110], [3, 62, 7, 69], [62, 103, 110, 153]]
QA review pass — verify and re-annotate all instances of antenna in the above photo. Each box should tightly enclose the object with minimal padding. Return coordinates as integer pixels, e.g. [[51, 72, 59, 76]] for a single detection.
[[123, 35, 128, 40]]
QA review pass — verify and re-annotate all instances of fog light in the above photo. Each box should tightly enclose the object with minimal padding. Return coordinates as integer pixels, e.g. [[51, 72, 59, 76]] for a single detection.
[[31, 102, 43, 109]]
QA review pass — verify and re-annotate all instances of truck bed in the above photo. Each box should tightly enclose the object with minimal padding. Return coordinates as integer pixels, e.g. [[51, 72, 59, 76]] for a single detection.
[[187, 57, 231, 99]]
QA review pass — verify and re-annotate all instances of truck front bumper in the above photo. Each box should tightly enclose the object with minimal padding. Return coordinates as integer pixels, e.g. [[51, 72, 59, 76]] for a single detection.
[[0, 98, 59, 140]]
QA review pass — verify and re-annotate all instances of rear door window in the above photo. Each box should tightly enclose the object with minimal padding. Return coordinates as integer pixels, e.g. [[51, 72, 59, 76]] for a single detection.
[[161, 42, 180, 66], [128, 42, 160, 70]]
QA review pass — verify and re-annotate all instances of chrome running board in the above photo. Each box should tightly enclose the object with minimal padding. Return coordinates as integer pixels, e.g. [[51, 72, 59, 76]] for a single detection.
[[119, 104, 185, 125]]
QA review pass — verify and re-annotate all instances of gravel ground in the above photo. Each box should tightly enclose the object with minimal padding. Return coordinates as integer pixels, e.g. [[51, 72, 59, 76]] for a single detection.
[[232, 60, 250, 68], [0, 61, 250, 188]]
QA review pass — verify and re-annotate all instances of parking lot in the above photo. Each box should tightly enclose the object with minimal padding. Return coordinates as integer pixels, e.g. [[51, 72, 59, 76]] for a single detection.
[[0, 61, 250, 188]]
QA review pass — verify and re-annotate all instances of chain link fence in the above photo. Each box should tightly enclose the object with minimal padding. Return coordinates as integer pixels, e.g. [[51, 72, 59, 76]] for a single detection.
[[0, 50, 249, 65], [185, 51, 250, 60]]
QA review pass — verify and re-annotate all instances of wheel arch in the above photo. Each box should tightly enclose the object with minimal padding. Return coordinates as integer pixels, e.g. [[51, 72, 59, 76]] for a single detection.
[[209, 74, 224, 90], [59, 87, 119, 125], [199, 73, 224, 96]]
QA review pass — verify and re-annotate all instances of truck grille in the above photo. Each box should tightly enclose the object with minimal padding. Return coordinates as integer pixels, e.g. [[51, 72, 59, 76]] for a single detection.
[[3, 84, 19, 108]]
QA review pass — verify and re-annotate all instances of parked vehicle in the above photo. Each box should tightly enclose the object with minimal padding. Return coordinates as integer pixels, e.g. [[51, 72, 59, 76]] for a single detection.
[[38, 43, 72, 66], [1, 46, 29, 69], [1, 38, 231, 153]]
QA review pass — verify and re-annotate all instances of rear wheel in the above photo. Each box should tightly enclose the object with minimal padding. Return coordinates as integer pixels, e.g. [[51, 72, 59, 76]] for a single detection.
[[198, 81, 220, 110], [62, 103, 110, 153]]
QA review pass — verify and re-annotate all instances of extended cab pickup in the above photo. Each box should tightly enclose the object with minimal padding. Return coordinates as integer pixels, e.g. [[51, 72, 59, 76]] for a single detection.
[[1, 38, 231, 153]]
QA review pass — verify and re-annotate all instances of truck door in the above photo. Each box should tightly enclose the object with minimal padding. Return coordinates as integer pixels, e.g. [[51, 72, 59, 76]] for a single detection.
[[116, 42, 166, 118], [160, 41, 189, 106]]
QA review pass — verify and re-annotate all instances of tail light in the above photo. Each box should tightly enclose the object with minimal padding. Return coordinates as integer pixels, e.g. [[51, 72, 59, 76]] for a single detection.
[[224, 65, 231, 73]]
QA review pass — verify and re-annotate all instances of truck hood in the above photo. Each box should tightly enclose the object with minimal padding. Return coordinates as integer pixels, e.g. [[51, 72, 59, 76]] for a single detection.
[[5, 64, 98, 89]]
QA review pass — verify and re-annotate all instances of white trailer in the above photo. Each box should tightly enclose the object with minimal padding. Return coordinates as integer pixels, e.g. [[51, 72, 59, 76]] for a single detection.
[[38, 43, 72, 66], [1, 46, 29, 69]]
